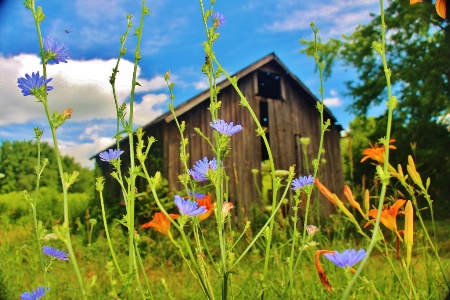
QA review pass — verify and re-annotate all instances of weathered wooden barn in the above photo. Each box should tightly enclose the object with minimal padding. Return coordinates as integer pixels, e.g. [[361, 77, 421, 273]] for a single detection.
[[94, 53, 344, 217]]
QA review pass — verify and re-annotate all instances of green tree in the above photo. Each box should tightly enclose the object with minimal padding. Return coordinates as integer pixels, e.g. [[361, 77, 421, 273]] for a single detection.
[[0, 140, 94, 194], [302, 0, 449, 122], [302, 0, 450, 217]]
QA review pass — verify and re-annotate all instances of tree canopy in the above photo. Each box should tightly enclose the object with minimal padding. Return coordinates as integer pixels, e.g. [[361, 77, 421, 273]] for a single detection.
[[302, 0, 449, 124], [0, 140, 94, 194], [302, 0, 450, 216]]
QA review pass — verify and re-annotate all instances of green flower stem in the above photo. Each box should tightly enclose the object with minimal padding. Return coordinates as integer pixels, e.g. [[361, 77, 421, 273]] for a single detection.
[[29, 1, 85, 297], [133, 240, 151, 300], [110, 15, 132, 150], [393, 169, 449, 288], [197, 3, 229, 296], [287, 193, 302, 296], [402, 259, 419, 300], [209, 55, 280, 290], [291, 23, 329, 287], [342, 1, 394, 298], [138, 159, 213, 299], [32, 130, 47, 289], [98, 186, 124, 281], [230, 176, 293, 270], [125, 2, 148, 298]]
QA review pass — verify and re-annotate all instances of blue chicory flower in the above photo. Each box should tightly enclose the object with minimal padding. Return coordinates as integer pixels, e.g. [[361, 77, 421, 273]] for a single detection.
[[17, 72, 53, 96], [187, 190, 206, 199], [210, 120, 243, 136], [43, 245, 69, 261], [20, 286, 49, 300], [323, 249, 367, 268], [99, 149, 124, 162], [291, 175, 314, 190], [43, 36, 70, 64], [212, 12, 225, 27], [189, 157, 218, 181], [174, 195, 207, 217]]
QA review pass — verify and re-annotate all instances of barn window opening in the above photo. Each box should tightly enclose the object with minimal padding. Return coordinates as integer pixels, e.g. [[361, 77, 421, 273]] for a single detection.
[[260, 101, 270, 161], [257, 71, 281, 99]]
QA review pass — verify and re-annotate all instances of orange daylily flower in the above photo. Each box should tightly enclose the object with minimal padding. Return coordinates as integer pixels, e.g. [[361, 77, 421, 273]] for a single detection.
[[343, 185, 365, 218], [196, 193, 214, 222], [360, 139, 396, 164], [364, 199, 406, 232], [314, 178, 337, 205], [410, 0, 446, 19], [141, 212, 179, 235]]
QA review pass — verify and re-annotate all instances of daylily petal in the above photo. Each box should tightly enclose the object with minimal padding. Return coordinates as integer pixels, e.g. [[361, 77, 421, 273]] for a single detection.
[[436, 0, 446, 18]]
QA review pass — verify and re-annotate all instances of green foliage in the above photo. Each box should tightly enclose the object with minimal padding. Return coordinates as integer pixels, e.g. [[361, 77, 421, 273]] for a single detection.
[[302, 0, 449, 121], [0, 187, 93, 225], [0, 140, 94, 194], [302, 0, 450, 214], [340, 115, 450, 219]]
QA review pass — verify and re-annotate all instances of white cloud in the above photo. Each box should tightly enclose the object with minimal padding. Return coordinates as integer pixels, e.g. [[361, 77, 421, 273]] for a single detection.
[[324, 97, 342, 107], [264, 0, 380, 38], [132, 93, 168, 125], [58, 132, 117, 168], [0, 54, 168, 126], [194, 79, 209, 90], [0, 54, 170, 167]]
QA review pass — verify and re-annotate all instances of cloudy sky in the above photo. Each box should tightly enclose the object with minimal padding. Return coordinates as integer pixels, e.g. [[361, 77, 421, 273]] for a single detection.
[[0, 0, 383, 167]]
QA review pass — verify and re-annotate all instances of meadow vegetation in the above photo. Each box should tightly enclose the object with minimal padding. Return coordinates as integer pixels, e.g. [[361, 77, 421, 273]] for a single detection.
[[0, 0, 449, 299]]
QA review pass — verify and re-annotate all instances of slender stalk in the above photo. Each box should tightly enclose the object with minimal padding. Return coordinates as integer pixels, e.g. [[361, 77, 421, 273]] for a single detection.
[[32, 130, 47, 289], [125, 2, 148, 298], [98, 186, 124, 280], [342, 1, 395, 298], [28, 1, 85, 297]]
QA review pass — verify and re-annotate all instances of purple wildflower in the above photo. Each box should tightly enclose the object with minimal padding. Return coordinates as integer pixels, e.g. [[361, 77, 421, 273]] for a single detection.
[[43, 245, 69, 261], [99, 149, 124, 162], [291, 175, 315, 190], [210, 120, 243, 136], [324, 249, 367, 268], [188, 190, 206, 199], [43, 36, 70, 64], [17, 72, 53, 96], [174, 195, 207, 217], [20, 286, 49, 300], [212, 12, 225, 27], [189, 157, 217, 181]]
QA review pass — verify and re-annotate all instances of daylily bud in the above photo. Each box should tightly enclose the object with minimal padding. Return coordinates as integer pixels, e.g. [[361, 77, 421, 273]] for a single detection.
[[343, 185, 366, 218], [405, 200, 414, 267], [407, 155, 423, 188], [364, 189, 370, 217]]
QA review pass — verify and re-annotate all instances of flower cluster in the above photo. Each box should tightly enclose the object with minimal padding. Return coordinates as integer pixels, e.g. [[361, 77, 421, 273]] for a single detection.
[[211, 12, 225, 27], [99, 149, 124, 162], [141, 212, 179, 235], [291, 175, 314, 191], [210, 120, 242, 136], [17, 72, 53, 97], [20, 286, 49, 300], [189, 157, 217, 181], [194, 193, 215, 222], [43, 245, 69, 261], [17, 37, 69, 97], [323, 249, 367, 268], [43, 36, 70, 64], [174, 195, 207, 217], [360, 139, 396, 164]]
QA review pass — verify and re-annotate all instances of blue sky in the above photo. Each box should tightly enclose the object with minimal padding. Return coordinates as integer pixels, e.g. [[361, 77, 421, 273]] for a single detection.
[[0, 0, 383, 167]]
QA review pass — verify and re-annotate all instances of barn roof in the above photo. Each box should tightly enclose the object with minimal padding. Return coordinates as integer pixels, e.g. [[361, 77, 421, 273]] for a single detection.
[[91, 52, 341, 159], [144, 52, 340, 129]]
